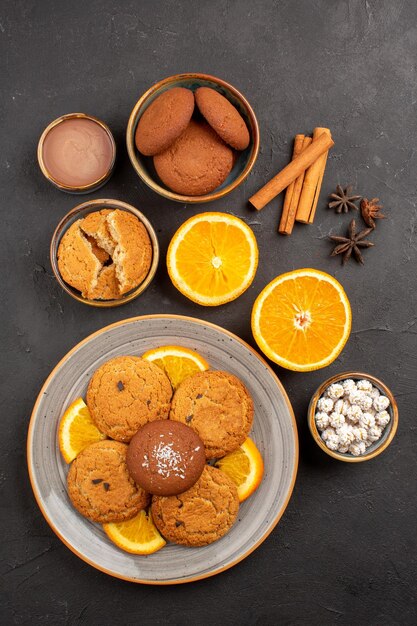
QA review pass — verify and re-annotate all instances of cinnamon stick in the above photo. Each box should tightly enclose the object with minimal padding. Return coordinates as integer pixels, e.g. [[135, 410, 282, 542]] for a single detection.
[[279, 135, 312, 235], [278, 134, 304, 234], [249, 132, 334, 210], [296, 127, 331, 223]]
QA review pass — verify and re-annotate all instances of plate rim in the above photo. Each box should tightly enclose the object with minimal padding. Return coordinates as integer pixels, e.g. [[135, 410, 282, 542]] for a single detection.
[[27, 314, 299, 585]]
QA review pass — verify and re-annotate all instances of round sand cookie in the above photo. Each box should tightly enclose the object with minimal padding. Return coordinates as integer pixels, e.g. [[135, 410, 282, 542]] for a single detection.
[[153, 119, 234, 196], [127, 420, 205, 496], [151, 465, 239, 546], [67, 440, 149, 523], [135, 87, 195, 156], [169, 370, 254, 459], [195, 87, 250, 151], [86, 356, 172, 442], [106, 210, 152, 294], [57, 219, 102, 297], [86, 264, 119, 301]]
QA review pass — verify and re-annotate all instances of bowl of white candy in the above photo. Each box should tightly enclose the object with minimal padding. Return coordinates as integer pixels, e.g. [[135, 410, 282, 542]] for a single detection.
[[308, 372, 398, 462]]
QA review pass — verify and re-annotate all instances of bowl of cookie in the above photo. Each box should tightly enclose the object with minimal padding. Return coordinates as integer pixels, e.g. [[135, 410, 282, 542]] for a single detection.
[[50, 198, 159, 307], [126, 73, 260, 203]]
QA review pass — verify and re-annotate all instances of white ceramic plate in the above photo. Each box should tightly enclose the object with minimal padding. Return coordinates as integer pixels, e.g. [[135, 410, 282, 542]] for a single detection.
[[27, 315, 298, 584]]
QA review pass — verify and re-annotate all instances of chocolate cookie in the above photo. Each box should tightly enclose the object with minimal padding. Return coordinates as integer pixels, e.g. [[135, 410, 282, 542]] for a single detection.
[[135, 87, 195, 156], [153, 119, 234, 196], [169, 370, 254, 459], [67, 440, 149, 523], [195, 87, 250, 151], [86, 356, 172, 442], [151, 465, 239, 546], [127, 420, 205, 496]]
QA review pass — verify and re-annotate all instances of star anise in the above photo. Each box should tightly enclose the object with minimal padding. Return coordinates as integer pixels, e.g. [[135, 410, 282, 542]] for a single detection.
[[328, 185, 362, 213], [360, 197, 385, 228], [329, 219, 374, 264]]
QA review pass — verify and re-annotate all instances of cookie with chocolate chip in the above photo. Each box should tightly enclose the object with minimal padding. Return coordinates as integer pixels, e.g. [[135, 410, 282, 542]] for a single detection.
[[86, 356, 172, 442], [169, 370, 254, 458], [67, 440, 149, 523], [151, 465, 239, 546]]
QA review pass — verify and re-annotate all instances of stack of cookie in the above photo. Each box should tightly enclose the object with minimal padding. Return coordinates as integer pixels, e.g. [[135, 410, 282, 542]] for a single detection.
[[66, 356, 256, 548], [57, 209, 152, 301], [135, 86, 250, 196]]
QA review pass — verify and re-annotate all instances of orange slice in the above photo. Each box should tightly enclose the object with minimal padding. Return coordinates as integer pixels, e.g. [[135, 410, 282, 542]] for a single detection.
[[251, 268, 351, 372], [142, 345, 209, 391], [167, 212, 258, 306], [58, 397, 106, 463], [215, 438, 264, 502], [103, 509, 166, 555]]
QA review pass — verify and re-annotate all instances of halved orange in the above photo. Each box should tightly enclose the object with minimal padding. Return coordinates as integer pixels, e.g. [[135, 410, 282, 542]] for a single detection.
[[103, 509, 166, 555], [167, 212, 259, 306], [142, 345, 209, 390], [251, 268, 351, 372], [58, 397, 106, 463], [215, 438, 264, 502]]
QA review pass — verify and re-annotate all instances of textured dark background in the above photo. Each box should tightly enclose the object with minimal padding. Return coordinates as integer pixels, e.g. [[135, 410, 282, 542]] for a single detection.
[[1, 0, 416, 624]]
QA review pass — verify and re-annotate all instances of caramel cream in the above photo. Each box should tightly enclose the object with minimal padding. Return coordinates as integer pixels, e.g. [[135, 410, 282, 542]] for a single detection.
[[42, 117, 114, 188]]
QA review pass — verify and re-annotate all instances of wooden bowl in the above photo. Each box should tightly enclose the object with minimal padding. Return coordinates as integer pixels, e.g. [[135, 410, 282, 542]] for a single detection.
[[126, 73, 259, 204], [50, 199, 159, 307], [308, 371, 398, 462]]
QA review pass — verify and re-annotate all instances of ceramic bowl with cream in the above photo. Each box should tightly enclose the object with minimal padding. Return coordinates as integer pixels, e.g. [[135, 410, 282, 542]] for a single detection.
[[38, 113, 116, 193], [126, 73, 260, 204]]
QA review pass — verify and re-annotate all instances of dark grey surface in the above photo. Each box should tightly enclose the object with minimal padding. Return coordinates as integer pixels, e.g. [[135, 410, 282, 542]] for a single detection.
[[1, 1, 416, 624]]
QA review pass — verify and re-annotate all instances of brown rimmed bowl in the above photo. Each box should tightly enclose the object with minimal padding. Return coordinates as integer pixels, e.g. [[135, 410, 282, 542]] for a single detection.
[[50, 199, 159, 307], [38, 113, 116, 194], [126, 73, 260, 204], [308, 371, 398, 463]]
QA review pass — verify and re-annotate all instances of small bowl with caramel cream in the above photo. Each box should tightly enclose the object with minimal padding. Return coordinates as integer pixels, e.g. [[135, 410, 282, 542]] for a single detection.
[[38, 113, 116, 193]]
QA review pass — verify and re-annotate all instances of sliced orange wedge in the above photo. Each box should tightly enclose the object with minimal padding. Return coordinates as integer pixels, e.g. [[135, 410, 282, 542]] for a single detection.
[[142, 345, 209, 391], [215, 438, 264, 502], [103, 509, 166, 555], [167, 212, 258, 306], [251, 268, 351, 372], [58, 397, 106, 463]]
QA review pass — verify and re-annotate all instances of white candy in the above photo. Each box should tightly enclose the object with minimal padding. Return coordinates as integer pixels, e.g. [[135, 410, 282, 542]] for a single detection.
[[337, 424, 355, 446], [374, 395, 390, 412], [367, 425, 382, 442], [315, 412, 330, 430], [321, 427, 336, 442], [349, 390, 373, 411], [317, 397, 334, 413], [342, 379, 357, 394], [327, 383, 345, 400], [369, 387, 380, 400], [357, 379, 373, 392], [329, 412, 346, 429], [346, 404, 363, 423], [353, 427, 368, 442], [338, 444, 350, 453], [349, 441, 366, 456], [326, 434, 340, 451], [359, 412, 376, 429], [375, 410, 390, 428], [333, 399, 345, 414]]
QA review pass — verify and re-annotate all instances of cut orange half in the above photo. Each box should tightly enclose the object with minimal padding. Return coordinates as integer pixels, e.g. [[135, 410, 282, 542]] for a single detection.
[[215, 438, 264, 502], [251, 268, 351, 372], [58, 397, 106, 463], [167, 212, 258, 306], [103, 509, 166, 555], [142, 345, 209, 391]]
